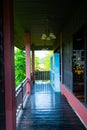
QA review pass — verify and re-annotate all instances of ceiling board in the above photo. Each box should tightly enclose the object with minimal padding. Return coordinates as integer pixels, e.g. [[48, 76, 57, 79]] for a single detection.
[[14, 0, 79, 50]]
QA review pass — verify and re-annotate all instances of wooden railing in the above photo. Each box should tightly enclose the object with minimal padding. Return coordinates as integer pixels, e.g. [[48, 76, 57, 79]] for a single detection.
[[16, 78, 30, 116], [16, 71, 50, 116], [35, 71, 50, 81]]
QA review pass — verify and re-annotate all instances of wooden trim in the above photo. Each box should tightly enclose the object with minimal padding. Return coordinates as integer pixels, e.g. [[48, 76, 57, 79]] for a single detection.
[[61, 83, 87, 128]]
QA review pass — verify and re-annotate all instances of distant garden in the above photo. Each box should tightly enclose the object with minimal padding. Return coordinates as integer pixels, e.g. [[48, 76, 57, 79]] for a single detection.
[[14, 47, 53, 87]]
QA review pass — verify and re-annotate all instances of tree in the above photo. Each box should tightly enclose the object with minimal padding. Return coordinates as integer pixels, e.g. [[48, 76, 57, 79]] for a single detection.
[[14, 47, 40, 87], [14, 47, 26, 87], [35, 50, 53, 71], [14, 48, 51, 87], [43, 51, 53, 70], [35, 55, 40, 70]]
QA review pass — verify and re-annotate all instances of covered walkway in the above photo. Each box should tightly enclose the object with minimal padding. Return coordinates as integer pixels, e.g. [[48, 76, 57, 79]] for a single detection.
[[1, 1, 87, 130], [16, 82, 86, 130]]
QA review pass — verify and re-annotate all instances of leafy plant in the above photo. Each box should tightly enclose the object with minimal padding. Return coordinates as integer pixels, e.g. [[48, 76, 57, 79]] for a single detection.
[[14, 47, 26, 87]]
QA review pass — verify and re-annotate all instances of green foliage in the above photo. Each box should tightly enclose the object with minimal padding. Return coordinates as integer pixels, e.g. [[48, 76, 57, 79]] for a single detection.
[[43, 51, 53, 70], [35, 56, 40, 70], [35, 50, 53, 71], [14, 47, 26, 87], [14, 48, 53, 87]]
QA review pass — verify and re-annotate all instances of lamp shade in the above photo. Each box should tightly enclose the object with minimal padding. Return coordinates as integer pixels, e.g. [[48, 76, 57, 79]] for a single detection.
[[49, 33, 56, 39], [41, 33, 56, 40], [41, 33, 47, 40]]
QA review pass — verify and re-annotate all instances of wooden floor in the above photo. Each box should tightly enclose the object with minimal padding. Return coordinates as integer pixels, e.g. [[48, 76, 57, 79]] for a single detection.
[[16, 82, 86, 130]]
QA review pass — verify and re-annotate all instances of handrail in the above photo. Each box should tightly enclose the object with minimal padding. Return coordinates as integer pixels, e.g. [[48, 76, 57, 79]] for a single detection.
[[35, 70, 50, 81], [16, 78, 30, 116]]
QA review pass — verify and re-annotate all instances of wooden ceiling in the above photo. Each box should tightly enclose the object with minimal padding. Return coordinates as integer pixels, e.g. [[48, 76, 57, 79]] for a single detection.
[[14, 0, 79, 50]]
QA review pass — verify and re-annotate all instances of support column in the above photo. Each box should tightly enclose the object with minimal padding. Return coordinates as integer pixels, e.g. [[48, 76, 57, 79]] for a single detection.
[[3, 0, 16, 130], [84, 28, 87, 103], [32, 48, 35, 83], [60, 32, 63, 83], [25, 32, 31, 95]]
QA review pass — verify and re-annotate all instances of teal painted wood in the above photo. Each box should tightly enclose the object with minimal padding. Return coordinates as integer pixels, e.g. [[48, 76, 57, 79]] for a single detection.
[[50, 53, 60, 92]]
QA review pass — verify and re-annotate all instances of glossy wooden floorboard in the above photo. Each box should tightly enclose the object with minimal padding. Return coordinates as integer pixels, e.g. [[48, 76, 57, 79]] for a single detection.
[[16, 82, 86, 130]]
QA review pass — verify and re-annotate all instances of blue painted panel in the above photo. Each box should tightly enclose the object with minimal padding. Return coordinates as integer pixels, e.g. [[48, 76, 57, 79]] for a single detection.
[[50, 53, 60, 92]]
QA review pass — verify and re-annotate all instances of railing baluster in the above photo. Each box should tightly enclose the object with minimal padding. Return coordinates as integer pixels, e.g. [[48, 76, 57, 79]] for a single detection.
[[16, 78, 30, 116], [34, 71, 50, 81], [21, 83, 23, 110]]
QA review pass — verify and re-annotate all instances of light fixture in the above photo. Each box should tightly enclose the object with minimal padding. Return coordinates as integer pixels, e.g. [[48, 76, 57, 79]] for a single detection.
[[49, 33, 56, 39], [41, 32, 56, 40], [41, 19, 56, 41], [41, 33, 47, 40]]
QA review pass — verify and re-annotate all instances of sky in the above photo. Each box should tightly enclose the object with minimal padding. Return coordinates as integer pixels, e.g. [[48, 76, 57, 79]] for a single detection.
[[35, 50, 49, 58]]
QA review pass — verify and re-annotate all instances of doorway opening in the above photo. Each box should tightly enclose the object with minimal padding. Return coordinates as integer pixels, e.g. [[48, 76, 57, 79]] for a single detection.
[[34, 50, 53, 83]]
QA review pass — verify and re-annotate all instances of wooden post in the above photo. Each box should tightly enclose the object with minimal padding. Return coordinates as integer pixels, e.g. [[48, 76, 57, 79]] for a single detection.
[[32, 48, 35, 83], [3, 0, 16, 130], [60, 32, 63, 83], [25, 32, 31, 95]]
